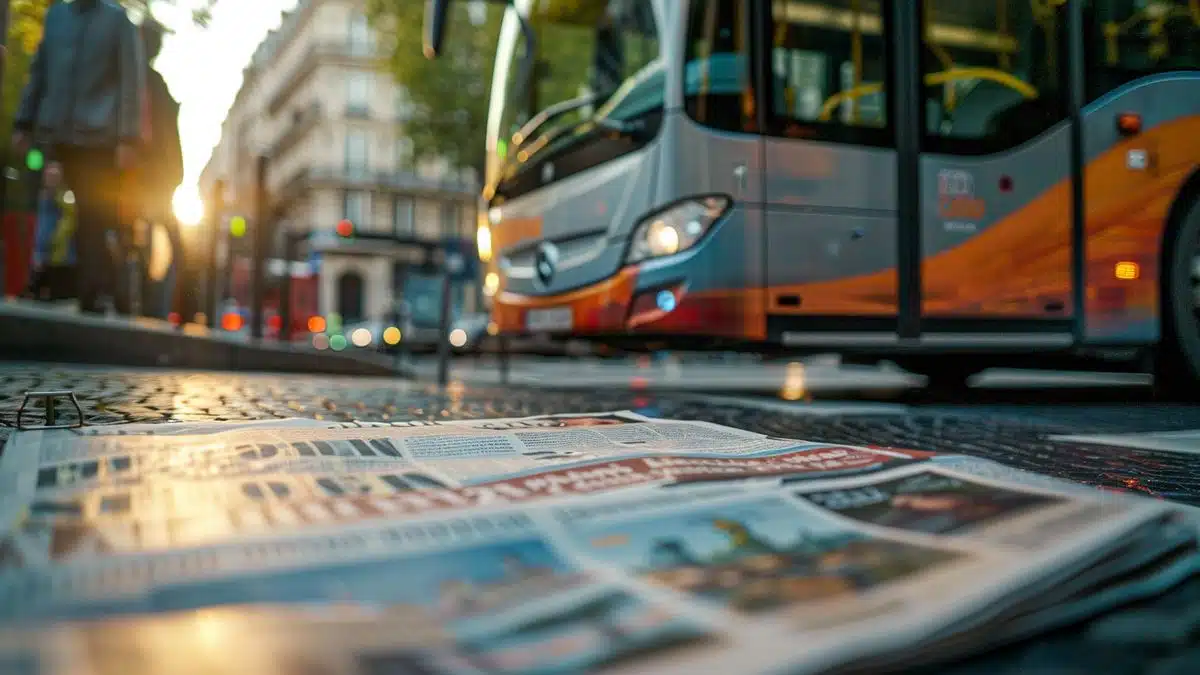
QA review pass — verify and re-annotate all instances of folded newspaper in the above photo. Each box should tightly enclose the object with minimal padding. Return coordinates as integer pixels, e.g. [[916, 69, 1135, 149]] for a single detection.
[[0, 411, 1194, 674]]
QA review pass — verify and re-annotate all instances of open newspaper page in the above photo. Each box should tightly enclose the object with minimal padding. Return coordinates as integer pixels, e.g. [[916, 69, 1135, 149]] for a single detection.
[[0, 411, 1191, 674]]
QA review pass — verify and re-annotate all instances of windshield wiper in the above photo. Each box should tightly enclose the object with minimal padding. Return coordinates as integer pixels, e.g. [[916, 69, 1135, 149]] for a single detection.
[[511, 94, 598, 151]]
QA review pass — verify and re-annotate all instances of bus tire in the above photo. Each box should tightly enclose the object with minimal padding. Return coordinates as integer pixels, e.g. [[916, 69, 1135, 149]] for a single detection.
[[894, 357, 980, 393], [1157, 198, 1200, 401]]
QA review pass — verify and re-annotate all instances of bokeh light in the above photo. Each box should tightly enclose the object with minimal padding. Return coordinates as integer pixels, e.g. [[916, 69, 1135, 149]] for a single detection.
[[172, 186, 205, 227], [449, 328, 468, 348], [351, 328, 373, 347], [327, 312, 343, 333], [221, 313, 243, 331], [312, 334, 330, 350], [329, 334, 348, 351], [383, 326, 402, 345], [229, 216, 247, 238], [307, 316, 326, 333]]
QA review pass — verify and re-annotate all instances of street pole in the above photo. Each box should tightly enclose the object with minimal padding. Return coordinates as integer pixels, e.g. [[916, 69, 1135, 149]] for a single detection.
[[0, 0, 12, 290], [250, 155, 268, 340], [204, 179, 225, 327], [436, 250, 463, 387], [279, 233, 297, 343]]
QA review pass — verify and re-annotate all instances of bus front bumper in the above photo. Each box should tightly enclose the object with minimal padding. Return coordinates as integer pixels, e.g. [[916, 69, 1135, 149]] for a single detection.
[[490, 265, 764, 341]]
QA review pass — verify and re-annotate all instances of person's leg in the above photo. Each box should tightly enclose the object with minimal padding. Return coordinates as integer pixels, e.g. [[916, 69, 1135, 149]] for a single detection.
[[60, 148, 121, 313]]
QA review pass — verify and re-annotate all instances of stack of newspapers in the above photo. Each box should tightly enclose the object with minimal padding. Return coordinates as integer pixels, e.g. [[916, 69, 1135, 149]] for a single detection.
[[0, 411, 1194, 674]]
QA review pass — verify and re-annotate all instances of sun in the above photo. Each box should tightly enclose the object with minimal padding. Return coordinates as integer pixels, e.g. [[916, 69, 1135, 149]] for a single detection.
[[172, 186, 205, 227]]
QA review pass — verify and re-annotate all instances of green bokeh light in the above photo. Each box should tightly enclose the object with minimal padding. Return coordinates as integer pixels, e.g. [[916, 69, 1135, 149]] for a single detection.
[[25, 149, 44, 171], [229, 216, 247, 238], [329, 334, 348, 351], [326, 312, 343, 333], [497, 139, 507, 160]]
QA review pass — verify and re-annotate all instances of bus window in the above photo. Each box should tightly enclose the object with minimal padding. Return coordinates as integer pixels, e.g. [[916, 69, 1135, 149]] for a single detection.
[[685, 0, 755, 133], [766, 0, 891, 146], [1085, 0, 1200, 101], [920, 0, 1068, 154], [489, 0, 661, 200]]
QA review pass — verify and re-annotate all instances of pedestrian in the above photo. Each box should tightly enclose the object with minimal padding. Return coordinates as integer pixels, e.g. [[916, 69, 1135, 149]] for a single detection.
[[24, 162, 77, 301], [12, 0, 146, 315], [134, 18, 184, 320]]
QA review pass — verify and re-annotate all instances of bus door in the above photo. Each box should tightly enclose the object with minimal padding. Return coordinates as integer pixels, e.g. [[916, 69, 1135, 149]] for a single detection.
[[761, 0, 902, 345], [914, 0, 1076, 345]]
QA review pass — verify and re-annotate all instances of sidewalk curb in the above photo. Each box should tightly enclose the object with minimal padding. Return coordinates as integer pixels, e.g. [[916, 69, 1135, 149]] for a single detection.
[[0, 302, 404, 377]]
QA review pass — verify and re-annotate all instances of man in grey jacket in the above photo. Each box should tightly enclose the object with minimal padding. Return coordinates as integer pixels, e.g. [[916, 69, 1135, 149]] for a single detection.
[[12, 0, 146, 314]]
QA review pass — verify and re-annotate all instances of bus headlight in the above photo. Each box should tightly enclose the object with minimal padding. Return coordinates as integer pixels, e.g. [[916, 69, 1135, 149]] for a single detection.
[[625, 196, 731, 264]]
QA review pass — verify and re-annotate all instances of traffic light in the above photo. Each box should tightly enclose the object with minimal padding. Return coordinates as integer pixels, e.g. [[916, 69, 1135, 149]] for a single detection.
[[25, 149, 44, 171], [229, 216, 247, 238], [336, 219, 354, 238]]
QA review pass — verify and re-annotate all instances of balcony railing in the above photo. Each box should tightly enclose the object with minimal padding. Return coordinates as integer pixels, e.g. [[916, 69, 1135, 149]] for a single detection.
[[264, 102, 322, 160], [266, 41, 386, 115]]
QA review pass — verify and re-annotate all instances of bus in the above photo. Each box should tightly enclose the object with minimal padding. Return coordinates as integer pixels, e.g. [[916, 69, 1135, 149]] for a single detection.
[[424, 0, 1200, 393]]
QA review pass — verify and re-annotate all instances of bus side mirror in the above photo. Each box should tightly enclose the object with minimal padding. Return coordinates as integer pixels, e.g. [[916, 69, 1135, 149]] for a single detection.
[[423, 0, 452, 59]]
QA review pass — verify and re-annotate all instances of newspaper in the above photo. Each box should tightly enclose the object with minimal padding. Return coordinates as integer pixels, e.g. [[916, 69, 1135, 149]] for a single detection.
[[0, 411, 1193, 675]]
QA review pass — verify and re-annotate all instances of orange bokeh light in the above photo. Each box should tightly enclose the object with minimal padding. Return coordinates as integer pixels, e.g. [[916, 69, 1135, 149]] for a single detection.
[[336, 219, 354, 237], [307, 316, 326, 333], [221, 313, 244, 331]]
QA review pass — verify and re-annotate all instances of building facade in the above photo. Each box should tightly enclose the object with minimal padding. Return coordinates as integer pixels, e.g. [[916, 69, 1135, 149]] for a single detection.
[[199, 0, 480, 334]]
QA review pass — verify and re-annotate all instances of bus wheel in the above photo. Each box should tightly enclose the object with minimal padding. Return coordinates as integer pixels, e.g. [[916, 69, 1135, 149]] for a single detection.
[[1157, 199, 1200, 400], [893, 357, 980, 393]]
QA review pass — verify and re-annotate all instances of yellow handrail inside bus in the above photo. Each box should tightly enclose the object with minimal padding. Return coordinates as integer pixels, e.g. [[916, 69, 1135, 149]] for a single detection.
[[1105, 1, 1200, 65], [817, 67, 1038, 122]]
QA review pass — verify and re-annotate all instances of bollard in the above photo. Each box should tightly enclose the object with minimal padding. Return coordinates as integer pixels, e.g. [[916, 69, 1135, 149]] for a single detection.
[[204, 179, 225, 328], [250, 155, 269, 340], [499, 336, 510, 384]]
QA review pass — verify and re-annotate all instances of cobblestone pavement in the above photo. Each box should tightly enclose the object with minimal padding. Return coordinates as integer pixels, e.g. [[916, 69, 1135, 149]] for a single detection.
[[0, 364, 1198, 674]]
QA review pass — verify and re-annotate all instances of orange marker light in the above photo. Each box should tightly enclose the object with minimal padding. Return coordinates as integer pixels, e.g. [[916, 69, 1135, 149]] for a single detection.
[[1117, 112, 1142, 136], [1114, 262, 1140, 280]]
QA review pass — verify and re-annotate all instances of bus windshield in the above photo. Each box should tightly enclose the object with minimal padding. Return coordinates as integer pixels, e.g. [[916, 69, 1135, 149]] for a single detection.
[[487, 0, 660, 183]]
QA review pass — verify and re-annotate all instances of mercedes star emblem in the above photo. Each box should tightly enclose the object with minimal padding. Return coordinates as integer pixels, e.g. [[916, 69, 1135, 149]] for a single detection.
[[534, 241, 560, 289]]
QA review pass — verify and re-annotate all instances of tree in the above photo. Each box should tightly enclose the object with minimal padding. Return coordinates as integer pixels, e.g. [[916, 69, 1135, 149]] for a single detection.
[[367, 1, 602, 183], [1, 0, 214, 141], [365, 0, 502, 180]]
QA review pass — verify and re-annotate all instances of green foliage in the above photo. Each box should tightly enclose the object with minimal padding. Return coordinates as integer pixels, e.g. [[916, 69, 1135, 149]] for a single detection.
[[366, 0, 502, 176], [366, 0, 603, 179]]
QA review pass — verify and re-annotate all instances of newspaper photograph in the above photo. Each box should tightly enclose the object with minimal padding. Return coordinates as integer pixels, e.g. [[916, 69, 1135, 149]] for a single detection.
[[799, 471, 1067, 535]]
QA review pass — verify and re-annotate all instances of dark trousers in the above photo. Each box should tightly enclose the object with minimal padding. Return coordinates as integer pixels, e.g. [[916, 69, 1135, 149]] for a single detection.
[[57, 146, 126, 313]]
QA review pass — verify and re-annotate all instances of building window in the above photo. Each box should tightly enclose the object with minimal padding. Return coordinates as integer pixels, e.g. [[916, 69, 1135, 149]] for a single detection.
[[920, 0, 1067, 155], [766, 0, 891, 146], [337, 271, 365, 323], [394, 197, 415, 237], [347, 72, 371, 117], [348, 12, 372, 56], [342, 191, 367, 227], [396, 136, 414, 170], [440, 202, 460, 238], [345, 130, 369, 176]]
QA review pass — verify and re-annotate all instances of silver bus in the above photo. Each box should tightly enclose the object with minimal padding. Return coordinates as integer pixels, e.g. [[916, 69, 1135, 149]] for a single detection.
[[424, 0, 1200, 393]]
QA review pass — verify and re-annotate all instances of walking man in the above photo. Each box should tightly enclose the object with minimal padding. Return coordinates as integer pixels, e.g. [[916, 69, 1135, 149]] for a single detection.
[[135, 18, 184, 320], [12, 0, 145, 314]]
